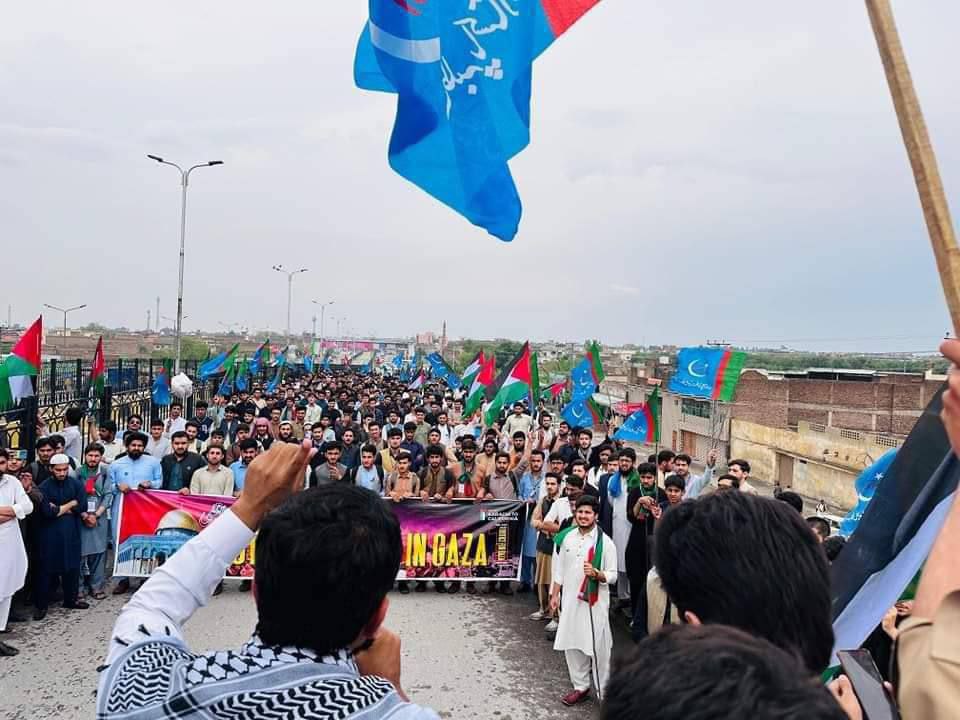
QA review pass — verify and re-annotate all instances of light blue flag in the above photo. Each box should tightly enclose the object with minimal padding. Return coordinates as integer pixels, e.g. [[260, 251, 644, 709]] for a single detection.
[[426, 352, 462, 389], [392, 353, 404, 368], [199, 350, 228, 381], [355, 1, 602, 240], [304, 356, 315, 373], [838, 449, 899, 538], [265, 365, 283, 394], [151, 368, 171, 407], [569, 358, 596, 401]]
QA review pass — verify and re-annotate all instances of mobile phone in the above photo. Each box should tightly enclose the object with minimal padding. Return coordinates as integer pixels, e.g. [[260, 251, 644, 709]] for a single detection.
[[837, 649, 899, 720]]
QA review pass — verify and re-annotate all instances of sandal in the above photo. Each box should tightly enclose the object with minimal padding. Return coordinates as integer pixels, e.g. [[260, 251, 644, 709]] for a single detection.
[[91, 592, 107, 600]]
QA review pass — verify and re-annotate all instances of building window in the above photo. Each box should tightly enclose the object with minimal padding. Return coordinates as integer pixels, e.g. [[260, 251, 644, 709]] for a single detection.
[[681, 398, 711, 419]]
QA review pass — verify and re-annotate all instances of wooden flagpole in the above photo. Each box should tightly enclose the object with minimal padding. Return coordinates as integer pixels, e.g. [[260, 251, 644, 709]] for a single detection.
[[865, 0, 960, 335]]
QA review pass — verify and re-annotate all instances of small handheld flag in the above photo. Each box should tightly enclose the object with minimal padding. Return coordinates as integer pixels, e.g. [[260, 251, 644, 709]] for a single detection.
[[613, 387, 660, 444], [0, 316, 42, 411]]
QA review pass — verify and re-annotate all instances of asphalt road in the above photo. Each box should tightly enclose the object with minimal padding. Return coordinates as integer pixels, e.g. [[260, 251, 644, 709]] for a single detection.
[[0, 582, 631, 720]]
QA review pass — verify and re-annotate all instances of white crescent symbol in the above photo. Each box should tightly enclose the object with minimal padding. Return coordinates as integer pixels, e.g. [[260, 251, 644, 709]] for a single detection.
[[688, 359, 708, 378]]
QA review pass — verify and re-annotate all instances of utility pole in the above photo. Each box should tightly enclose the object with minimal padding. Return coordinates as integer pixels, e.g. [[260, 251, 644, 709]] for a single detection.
[[155, 296, 160, 333], [147, 309, 152, 332], [312, 314, 317, 339], [272, 265, 308, 342]]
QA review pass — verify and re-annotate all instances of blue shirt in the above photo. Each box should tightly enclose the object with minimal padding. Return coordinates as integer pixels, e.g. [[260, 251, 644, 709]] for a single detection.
[[230, 460, 250, 490], [108, 454, 162, 491], [354, 465, 383, 494]]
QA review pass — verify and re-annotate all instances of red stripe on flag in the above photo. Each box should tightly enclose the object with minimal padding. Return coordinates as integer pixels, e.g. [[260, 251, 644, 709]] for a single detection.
[[642, 405, 656, 444], [711, 350, 732, 401], [540, 0, 601, 37]]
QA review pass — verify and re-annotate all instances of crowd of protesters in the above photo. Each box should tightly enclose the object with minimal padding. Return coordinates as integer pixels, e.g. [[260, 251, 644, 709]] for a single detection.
[[4, 348, 960, 719]]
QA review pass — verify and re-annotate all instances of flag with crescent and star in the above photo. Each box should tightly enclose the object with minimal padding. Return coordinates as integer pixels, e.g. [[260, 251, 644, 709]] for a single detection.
[[668, 347, 747, 402], [354, 0, 602, 241]]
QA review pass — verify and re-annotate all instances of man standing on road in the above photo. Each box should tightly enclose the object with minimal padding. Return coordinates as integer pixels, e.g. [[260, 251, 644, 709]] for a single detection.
[[190, 447, 235, 498], [0, 450, 34, 656], [551, 494, 617, 706], [34, 454, 88, 620], [109, 432, 163, 595], [503, 401, 534, 438], [146, 418, 171, 458], [161, 431, 204, 494], [313, 442, 348, 487], [97, 421, 125, 464], [726, 459, 759, 495], [78, 443, 112, 600], [164, 402, 188, 438]]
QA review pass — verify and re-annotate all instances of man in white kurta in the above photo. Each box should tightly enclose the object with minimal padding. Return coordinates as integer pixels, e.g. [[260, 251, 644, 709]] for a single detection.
[[550, 495, 617, 705], [0, 453, 35, 656]]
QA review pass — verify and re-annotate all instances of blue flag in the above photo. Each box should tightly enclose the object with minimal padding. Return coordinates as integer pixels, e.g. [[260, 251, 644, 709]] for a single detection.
[[304, 356, 314, 373], [426, 352, 462, 389], [235, 367, 249, 393], [667, 347, 748, 402], [355, 1, 602, 241], [838, 449, 898, 538], [560, 395, 601, 430], [151, 369, 171, 407], [217, 369, 234, 398], [199, 350, 228, 381], [265, 365, 283, 394], [569, 358, 596, 401], [323, 354, 331, 372], [392, 353, 404, 368]]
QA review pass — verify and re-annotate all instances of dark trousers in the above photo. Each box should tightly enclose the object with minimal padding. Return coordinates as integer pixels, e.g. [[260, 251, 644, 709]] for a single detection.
[[631, 584, 649, 642], [35, 568, 80, 611]]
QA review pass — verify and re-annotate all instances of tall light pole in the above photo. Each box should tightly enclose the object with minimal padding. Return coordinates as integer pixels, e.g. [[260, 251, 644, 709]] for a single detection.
[[147, 154, 223, 374], [272, 265, 308, 343], [43, 303, 86, 337], [311, 300, 334, 356]]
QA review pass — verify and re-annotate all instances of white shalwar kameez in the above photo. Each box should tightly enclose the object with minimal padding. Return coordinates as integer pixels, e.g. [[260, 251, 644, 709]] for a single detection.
[[552, 525, 617, 694], [0, 474, 33, 630], [610, 488, 631, 600]]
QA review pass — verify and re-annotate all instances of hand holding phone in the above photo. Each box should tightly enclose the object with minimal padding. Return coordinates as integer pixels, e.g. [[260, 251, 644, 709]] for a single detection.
[[837, 649, 899, 720]]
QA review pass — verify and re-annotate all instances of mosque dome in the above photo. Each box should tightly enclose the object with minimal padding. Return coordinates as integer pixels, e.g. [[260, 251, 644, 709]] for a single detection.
[[156, 509, 200, 536]]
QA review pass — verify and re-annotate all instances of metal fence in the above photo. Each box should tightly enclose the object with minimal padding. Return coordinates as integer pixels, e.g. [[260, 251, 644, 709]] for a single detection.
[[0, 358, 252, 460]]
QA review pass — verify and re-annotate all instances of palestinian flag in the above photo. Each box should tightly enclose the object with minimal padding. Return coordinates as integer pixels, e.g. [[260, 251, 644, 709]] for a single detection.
[[586, 340, 605, 384], [460, 350, 485, 389], [542, 381, 567, 399], [0, 316, 42, 410], [613, 386, 660, 444], [484, 342, 532, 426], [530, 351, 541, 408], [86, 336, 106, 415], [464, 354, 496, 417], [408, 370, 425, 390], [830, 384, 958, 664]]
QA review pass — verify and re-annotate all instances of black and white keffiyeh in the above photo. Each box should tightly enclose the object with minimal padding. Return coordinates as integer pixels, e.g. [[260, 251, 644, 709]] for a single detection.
[[96, 632, 411, 719]]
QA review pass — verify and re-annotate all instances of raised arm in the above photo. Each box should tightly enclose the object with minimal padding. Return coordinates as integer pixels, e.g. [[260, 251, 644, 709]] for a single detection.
[[102, 440, 315, 667]]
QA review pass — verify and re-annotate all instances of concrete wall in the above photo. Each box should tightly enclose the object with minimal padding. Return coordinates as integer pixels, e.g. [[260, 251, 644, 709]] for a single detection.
[[729, 418, 901, 510]]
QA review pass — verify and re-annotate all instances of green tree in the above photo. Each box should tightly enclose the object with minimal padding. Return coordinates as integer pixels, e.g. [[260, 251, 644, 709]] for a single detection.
[[151, 336, 210, 361]]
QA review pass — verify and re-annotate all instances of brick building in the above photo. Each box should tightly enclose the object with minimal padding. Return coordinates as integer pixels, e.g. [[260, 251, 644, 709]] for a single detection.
[[730, 368, 943, 437]]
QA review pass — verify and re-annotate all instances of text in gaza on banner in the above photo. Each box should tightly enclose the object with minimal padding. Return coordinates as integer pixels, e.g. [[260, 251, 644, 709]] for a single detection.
[[113, 490, 527, 582]]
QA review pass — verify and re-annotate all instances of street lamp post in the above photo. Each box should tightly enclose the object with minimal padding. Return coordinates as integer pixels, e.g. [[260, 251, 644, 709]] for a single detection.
[[147, 154, 223, 374], [272, 265, 308, 343], [43, 303, 86, 337], [311, 300, 334, 357]]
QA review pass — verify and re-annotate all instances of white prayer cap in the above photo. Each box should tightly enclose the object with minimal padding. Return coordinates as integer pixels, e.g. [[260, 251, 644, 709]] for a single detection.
[[50, 453, 71, 466]]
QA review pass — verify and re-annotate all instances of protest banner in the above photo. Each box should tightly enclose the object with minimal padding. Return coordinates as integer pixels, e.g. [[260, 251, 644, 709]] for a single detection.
[[113, 491, 526, 582], [394, 499, 526, 582], [113, 490, 253, 581]]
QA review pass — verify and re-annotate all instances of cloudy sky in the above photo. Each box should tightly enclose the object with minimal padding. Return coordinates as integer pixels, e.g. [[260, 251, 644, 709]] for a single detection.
[[2, 1, 957, 352]]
